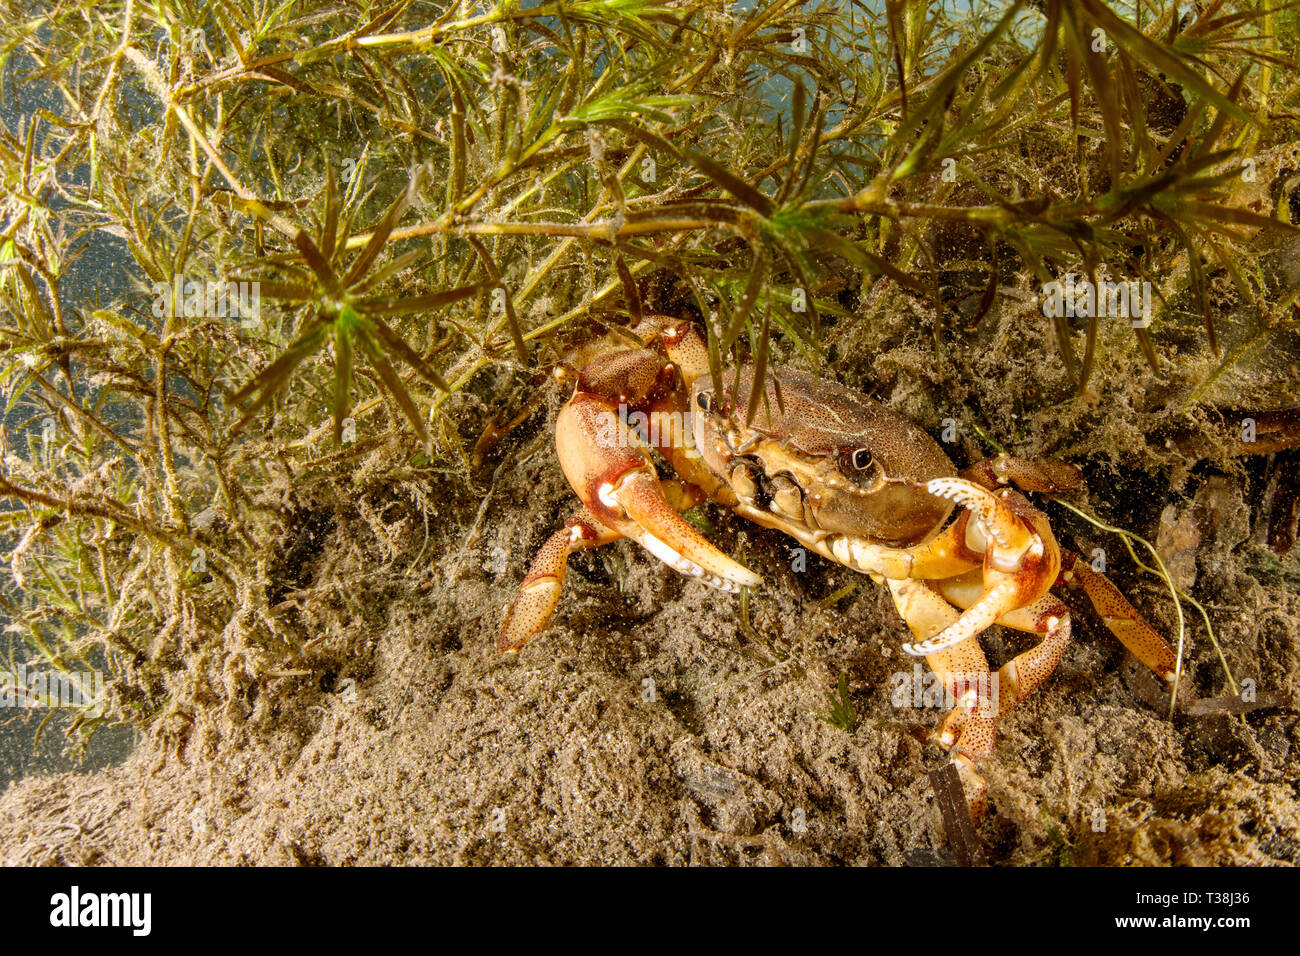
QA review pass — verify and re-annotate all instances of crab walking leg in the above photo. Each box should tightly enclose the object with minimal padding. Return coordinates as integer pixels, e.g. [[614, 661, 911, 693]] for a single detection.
[[498, 508, 621, 654], [1059, 551, 1178, 681], [989, 595, 1073, 709], [887, 578, 996, 820], [658, 318, 711, 385], [902, 479, 1057, 657], [498, 479, 714, 654], [961, 453, 1085, 494]]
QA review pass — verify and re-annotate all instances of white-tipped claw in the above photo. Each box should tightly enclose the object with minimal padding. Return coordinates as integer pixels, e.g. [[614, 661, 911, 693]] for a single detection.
[[924, 477, 1019, 550], [614, 471, 762, 591]]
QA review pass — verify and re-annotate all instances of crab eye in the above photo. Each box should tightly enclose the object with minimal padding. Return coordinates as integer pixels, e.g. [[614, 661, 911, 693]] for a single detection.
[[696, 392, 713, 413], [851, 448, 874, 471]]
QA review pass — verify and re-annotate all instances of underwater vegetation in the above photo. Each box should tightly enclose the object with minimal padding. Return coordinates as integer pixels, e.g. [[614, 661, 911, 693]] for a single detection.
[[0, 0, 1296, 838]]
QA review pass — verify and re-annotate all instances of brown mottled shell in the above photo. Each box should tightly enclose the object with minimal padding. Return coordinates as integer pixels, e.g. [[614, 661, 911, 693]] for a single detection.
[[699, 366, 957, 485], [690, 365, 960, 545]]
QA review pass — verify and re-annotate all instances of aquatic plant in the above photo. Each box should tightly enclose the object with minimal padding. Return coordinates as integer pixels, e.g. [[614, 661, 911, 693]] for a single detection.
[[817, 671, 857, 733], [0, 0, 1295, 748]]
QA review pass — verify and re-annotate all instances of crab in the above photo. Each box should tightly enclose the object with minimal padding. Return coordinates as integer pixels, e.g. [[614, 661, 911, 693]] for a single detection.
[[497, 315, 1178, 820]]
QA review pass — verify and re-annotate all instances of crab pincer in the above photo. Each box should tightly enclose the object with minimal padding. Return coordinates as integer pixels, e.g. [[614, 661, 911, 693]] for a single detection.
[[497, 387, 759, 654]]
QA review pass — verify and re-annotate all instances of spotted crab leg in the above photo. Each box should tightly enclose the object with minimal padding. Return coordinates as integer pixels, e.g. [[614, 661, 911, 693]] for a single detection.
[[1059, 551, 1178, 681], [887, 578, 996, 821], [989, 594, 1073, 708], [960, 453, 1085, 494], [498, 507, 621, 654], [497, 480, 713, 654], [901, 478, 1056, 657]]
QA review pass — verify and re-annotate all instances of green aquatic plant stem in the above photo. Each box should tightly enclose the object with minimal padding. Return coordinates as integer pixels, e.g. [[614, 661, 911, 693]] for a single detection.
[[1050, 496, 1238, 717]]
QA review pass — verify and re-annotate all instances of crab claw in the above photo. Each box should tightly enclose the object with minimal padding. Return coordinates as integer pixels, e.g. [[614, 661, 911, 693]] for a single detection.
[[902, 479, 1056, 657], [610, 470, 761, 591], [557, 394, 761, 593]]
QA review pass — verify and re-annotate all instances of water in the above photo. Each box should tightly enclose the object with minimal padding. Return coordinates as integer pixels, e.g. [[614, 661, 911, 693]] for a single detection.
[[0, 48, 141, 793]]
